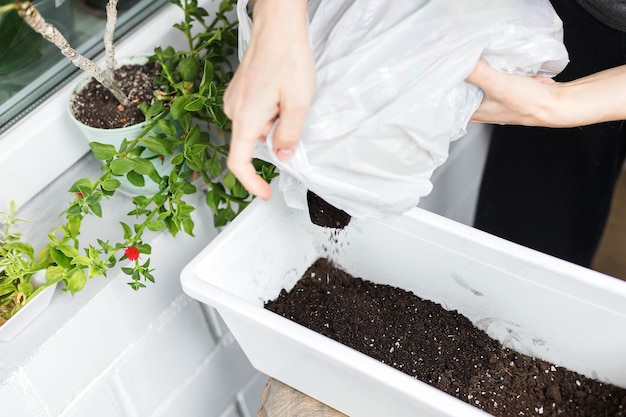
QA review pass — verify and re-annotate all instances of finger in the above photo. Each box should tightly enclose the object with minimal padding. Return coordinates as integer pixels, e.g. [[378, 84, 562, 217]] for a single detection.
[[273, 102, 309, 161], [228, 124, 272, 200]]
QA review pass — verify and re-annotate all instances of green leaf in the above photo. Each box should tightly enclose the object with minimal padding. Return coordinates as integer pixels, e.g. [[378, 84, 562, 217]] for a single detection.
[[120, 222, 133, 240], [156, 119, 177, 136], [66, 270, 87, 295], [137, 243, 152, 255], [69, 178, 95, 193], [214, 205, 236, 227], [205, 187, 222, 212], [4, 241, 34, 259], [164, 217, 181, 236], [182, 217, 195, 235], [184, 97, 205, 112], [88, 201, 103, 218], [89, 142, 119, 160], [49, 247, 72, 269], [110, 158, 135, 175], [17, 282, 34, 296], [223, 171, 236, 190], [66, 215, 82, 238], [208, 155, 223, 178], [179, 181, 197, 195], [199, 60, 214, 94], [66, 204, 82, 215], [142, 136, 171, 155], [232, 181, 249, 199], [131, 158, 156, 176], [185, 125, 202, 144], [56, 244, 80, 259], [180, 56, 201, 82], [71, 256, 92, 267], [153, 194, 168, 206], [170, 96, 195, 120], [45, 265, 65, 283], [131, 196, 150, 208], [126, 171, 145, 187], [101, 178, 121, 192], [170, 152, 184, 166], [146, 220, 165, 232]]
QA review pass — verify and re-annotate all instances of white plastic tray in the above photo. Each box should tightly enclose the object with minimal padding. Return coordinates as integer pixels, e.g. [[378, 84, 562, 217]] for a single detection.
[[181, 187, 626, 417]]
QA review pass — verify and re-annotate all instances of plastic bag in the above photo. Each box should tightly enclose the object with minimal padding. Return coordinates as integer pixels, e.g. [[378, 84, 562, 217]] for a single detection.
[[237, 0, 569, 219]]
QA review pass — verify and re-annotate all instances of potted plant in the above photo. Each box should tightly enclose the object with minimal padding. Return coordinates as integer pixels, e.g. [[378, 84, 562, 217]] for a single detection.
[[181, 182, 626, 417], [0, 0, 276, 301], [0, 201, 59, 340]]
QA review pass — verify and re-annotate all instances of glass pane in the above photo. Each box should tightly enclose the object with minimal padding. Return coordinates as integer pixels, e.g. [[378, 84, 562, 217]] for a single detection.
[[0, 0, 168, 134]]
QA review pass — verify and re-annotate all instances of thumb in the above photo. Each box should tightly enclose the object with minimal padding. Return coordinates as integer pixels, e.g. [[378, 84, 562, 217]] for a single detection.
[[272, 105, 307, 161]]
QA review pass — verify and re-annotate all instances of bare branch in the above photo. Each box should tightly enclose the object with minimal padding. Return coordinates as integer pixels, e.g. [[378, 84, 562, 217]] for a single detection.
[[17, 1, 129, 106], [104, 0, 118, 79]]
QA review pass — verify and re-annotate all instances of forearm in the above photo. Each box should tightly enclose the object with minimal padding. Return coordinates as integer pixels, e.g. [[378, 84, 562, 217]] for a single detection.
[[467, 61, 626, 128], [548, 65, 626, 127]]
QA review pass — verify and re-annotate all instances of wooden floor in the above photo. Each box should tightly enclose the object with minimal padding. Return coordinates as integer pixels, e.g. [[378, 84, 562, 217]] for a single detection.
[[591, 169, 626, 281]]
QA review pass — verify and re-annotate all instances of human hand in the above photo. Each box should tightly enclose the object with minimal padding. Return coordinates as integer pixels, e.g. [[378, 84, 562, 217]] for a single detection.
[[466, 60, 557, 127], [224, 0, 316, 200]]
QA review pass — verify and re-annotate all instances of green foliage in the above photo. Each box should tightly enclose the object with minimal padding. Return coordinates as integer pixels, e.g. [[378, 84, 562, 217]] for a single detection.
[[0, 201, 52, 322], [25, 0, 279, 293], [0, 0, 279, 309]]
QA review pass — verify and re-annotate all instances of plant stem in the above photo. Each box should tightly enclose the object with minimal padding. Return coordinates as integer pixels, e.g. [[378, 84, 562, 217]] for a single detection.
[[16, 1, 129, 106], [104, 0, 118, 79]]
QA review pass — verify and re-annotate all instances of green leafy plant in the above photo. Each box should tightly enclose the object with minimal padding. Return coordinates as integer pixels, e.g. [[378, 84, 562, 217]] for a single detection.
[[0, 0, 278, 312], [0, 201, 53, 323]]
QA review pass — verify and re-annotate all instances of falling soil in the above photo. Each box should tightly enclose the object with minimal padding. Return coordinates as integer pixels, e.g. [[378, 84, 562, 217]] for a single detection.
[[265, 258, 626, 416], [70, 62, 161, 129], [307, 190, 351, 229]]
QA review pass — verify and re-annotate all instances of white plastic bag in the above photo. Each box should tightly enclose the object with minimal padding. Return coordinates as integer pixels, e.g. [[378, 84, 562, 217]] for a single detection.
[[237, 0, 569, 219]]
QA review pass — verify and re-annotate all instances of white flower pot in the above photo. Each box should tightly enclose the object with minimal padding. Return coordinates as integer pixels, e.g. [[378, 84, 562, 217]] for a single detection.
[[68, 55, 173, 196], [0, 270, 58, 342], [181, 182, 626, 417]]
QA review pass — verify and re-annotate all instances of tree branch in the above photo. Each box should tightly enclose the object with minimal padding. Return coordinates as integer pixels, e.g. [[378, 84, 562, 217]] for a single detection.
[[104, 0, 118, 79], [17, 1, 129, 106]]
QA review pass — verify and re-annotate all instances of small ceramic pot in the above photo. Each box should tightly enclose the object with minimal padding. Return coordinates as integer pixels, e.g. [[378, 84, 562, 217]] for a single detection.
[[0, 270, 58, 342], [68, 55, 173, 196]]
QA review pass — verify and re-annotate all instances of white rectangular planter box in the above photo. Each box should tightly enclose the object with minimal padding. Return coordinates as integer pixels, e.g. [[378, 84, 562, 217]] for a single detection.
[[181, 185, 626, 417]]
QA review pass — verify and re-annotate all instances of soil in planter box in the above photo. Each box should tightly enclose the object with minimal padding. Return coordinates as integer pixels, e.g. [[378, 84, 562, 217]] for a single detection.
[[71, 62, 160, 129], [265, 258, 626, 417]]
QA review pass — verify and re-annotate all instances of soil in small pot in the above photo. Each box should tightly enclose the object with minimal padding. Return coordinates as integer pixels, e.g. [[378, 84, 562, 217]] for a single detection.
[[71, 61, 160, 129], [265, 258, 626, 416]]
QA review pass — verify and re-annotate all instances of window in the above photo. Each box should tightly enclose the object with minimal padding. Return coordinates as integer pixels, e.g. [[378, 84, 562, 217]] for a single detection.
[[0, 0, 168, 134]]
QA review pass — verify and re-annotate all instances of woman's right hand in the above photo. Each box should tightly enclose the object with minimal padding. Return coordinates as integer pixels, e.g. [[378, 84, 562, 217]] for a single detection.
[[224, 0, 316, 200]]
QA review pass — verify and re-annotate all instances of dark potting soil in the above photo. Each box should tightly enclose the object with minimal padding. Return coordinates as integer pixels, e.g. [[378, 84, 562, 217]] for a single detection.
[[265, 258, 626, 416], [307, 191, 352, 229], [71, 62, 161, 129]]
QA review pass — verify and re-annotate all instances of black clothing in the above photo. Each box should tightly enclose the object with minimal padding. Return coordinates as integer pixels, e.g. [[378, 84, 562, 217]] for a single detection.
[[474, 0, 626, 267], [575, 0, 626, 31]]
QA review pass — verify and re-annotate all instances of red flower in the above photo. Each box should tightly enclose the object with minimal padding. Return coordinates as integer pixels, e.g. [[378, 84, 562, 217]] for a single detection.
[[76, 192, 84, 198], [124, 246, 140, 261]]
